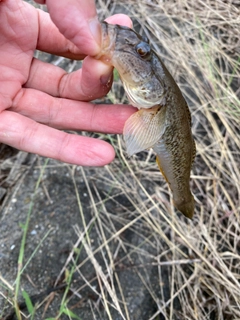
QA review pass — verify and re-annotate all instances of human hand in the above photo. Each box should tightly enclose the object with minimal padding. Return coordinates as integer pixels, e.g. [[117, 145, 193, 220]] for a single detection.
[[0, 0, 134, 166]]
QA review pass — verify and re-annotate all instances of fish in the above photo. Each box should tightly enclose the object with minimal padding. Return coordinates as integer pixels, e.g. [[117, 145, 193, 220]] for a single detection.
[[95, 22, 196, 219]]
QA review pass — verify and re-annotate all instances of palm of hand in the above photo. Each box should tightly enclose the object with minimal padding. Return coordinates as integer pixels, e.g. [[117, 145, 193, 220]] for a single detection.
[[0, 0, 133, 166]]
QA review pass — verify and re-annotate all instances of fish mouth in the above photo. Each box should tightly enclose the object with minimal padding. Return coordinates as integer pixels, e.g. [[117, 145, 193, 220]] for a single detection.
[[95, 22, 117, 64]]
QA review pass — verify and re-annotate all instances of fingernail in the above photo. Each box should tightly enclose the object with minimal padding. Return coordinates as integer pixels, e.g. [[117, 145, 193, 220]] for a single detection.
[[88, 17, 101, 45], [100, 70, 113, 87]]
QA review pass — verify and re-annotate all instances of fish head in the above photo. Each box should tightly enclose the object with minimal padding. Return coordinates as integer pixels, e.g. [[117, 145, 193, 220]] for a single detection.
[[97, 22, 166, 109]]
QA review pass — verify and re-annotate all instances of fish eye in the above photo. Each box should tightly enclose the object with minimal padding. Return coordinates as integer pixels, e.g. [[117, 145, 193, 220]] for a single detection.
[[135, 42, 151, 60]]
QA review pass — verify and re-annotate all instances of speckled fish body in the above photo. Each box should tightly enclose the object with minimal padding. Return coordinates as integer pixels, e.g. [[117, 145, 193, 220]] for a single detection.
[[96, 22, 196, 219]]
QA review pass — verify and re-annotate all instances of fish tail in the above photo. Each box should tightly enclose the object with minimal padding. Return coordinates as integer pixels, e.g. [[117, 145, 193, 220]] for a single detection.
[[156, 156, 195, 219], [173, 195, 195, 219]]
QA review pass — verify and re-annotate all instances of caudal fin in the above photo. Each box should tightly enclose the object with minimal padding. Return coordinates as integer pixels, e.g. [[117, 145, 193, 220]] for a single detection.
[[174, 195, 195, 219]]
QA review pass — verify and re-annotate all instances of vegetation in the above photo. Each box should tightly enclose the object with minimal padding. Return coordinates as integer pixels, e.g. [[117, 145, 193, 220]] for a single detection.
[[0, 0, 239, 319]]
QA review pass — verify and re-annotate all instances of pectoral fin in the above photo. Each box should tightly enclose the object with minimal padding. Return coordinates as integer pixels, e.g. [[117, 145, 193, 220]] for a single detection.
[[123, 105, 167, 156]]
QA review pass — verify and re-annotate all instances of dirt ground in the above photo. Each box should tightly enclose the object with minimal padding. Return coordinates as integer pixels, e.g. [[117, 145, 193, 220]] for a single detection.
[[0, 152, 175, 320]]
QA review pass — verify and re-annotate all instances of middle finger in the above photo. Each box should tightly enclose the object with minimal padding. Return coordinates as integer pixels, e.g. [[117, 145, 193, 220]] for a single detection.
[[11, 87, 136, 133]]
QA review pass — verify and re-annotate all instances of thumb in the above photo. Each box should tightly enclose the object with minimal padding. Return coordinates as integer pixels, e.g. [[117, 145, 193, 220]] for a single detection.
[[42, 0, 101, 55]]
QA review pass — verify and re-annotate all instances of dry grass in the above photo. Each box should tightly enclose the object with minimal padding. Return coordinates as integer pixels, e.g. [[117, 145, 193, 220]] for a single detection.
[[1, 0, 240, 319], [91, 0, 240, 318]]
